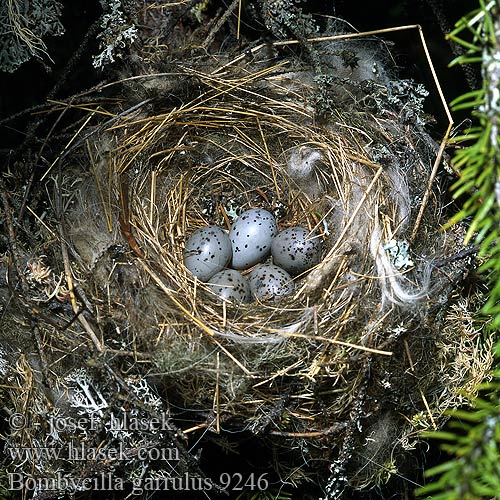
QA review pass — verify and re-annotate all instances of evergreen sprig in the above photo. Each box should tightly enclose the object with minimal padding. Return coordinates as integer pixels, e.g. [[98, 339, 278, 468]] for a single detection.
[[416, 345, 500, 499], [417, 362, 500, 500], [443, 0, 500, 327], [418, 1, 500, 498]]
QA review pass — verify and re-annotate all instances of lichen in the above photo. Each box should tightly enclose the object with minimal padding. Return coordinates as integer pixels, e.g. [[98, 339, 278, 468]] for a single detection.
[[382, 79, 430, 125], [258, 0, 318, 40], [0, 0, 64, 73], [92, 0, 138, 69]]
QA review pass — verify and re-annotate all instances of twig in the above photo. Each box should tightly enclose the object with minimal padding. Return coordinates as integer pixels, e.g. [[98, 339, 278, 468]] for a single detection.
[[31, 322, 49, 382], [270, 422, 347, 438], [104, 348, 151, 359], [0, 187, 27, 293], [202, 0, 239, 50], [118, 173, 145, 258], [213, 352, 220, 433], [432, 246, 478, 268], [59, 220, 104, 352], [322, 359, 372, 500]]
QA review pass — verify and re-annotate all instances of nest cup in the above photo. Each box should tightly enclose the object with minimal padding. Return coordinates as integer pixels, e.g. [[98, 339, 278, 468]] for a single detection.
[[65, 50, 474, 488], [109, 62, 437, 392], [126, 77, 335, 335], [122, 67, 434, 339]]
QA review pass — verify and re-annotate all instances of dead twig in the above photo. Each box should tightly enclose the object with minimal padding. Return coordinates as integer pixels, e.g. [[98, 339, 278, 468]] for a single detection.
[[59, 220, 104, 352]]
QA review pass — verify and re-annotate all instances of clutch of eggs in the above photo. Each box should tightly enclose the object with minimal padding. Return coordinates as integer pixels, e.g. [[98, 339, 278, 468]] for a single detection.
[[183, 209, 322, 304]]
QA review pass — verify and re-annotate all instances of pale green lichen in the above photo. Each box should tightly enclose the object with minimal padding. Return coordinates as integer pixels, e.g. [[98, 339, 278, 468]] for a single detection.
[[92, 0, 138, 69], [0, 0, 64, 73], [383, 239, 414, 270]]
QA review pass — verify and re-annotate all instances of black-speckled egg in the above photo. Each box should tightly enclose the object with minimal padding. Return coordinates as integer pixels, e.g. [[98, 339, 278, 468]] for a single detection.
[[248, 264, 295, 300], [271, 227, 321, 275], [229, 208, 278, 269], [208, 269, 251, 304], [183, 226, 232, 281]]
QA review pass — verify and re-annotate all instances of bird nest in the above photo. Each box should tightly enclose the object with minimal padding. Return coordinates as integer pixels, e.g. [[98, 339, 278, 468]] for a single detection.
[[0, 33, 490, 498]]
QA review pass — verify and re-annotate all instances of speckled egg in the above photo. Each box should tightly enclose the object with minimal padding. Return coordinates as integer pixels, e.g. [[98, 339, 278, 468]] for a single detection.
[[248, 264, 295, 300], [229, 208, 278, 269], [271, 226, 322, 276], [207, 269, 251, 304], [183, 226, 232, 281]]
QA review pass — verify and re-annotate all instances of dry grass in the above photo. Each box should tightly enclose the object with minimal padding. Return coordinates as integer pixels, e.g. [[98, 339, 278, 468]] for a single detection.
[[68, 55, 449, 433]]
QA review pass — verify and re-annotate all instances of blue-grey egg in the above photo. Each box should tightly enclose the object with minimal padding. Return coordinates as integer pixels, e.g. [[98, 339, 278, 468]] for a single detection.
[[229, 208, 278, 269], [207, 269, 251, 304], [248, 264, 295, 300], [271, 226, 322, 275], [183, 226, 232, 281]]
